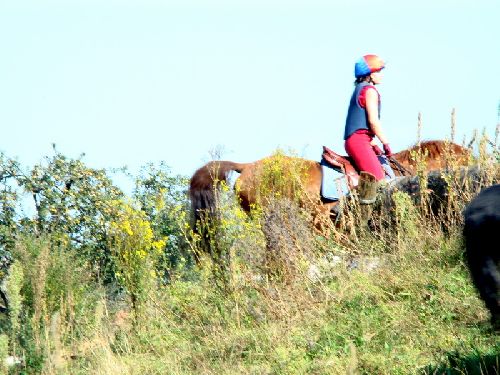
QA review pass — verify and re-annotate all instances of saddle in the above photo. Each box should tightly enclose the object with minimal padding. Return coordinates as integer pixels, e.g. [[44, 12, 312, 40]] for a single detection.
[[321, 145, 360, 188]]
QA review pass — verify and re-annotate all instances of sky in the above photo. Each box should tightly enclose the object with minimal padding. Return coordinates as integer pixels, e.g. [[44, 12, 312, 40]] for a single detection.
[[0, 0, 498, 189]]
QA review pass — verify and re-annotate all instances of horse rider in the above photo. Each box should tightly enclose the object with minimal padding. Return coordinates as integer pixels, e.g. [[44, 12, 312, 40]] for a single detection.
[[343, 54, 392, 182]]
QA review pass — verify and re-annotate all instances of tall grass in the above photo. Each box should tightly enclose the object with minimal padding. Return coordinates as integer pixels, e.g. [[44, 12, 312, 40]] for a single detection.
[[1, 136, 499, 374]]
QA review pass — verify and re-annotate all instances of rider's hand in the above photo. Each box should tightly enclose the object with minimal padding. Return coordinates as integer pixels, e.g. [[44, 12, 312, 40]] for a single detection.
[[372, 145, 383, 156], [383, 143, 392, 157]]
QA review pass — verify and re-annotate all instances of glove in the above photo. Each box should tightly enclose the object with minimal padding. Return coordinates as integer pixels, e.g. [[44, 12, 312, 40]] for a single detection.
[[383, 143, 392, 157], [372, 145, 383, 156]]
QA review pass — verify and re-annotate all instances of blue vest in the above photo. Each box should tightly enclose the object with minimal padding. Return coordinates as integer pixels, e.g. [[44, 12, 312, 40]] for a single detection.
[[343, 82, 381, 140]]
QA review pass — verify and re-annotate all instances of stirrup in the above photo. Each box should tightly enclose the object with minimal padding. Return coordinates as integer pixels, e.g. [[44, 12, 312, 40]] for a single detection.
[[359, 197, 377, 205], [331, 203, 342, 224]]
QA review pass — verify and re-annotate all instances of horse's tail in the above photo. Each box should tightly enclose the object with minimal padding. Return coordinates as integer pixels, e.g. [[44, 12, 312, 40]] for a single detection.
[[189, 160, 248, 223]]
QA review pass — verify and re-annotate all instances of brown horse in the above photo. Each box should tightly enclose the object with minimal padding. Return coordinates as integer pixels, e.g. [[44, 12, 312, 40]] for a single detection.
[[190, 140, 470, 222]]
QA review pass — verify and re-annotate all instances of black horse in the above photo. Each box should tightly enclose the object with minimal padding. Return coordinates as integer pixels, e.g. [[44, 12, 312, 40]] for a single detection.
[[463, 184, 500, 330]]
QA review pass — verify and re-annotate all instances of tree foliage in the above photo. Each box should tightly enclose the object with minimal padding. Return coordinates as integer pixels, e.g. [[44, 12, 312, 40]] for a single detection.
[[131, 162, 191, 277], [0, 149, 190, 280], [0, 149, 124, 272]]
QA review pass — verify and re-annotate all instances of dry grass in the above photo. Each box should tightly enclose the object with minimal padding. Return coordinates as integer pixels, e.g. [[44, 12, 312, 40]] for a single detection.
[[1, 131, 499, 374]]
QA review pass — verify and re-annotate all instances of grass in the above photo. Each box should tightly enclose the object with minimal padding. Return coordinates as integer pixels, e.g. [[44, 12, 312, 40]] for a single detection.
[[19, 198, 496, 374], [1, 136, 499, 374], [81, 228, 496, 375]]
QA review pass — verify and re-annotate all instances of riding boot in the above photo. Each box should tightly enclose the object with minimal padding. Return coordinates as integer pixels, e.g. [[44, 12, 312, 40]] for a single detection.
[[357, 171, 378, 228]]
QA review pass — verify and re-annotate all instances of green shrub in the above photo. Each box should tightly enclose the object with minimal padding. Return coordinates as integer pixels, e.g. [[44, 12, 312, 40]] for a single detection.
[[0, 334, 8, 373], [4, 261, 23, 354]]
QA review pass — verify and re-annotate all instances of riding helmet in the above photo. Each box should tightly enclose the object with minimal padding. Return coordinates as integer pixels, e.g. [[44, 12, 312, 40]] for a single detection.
[[354, 54, 385, 78]]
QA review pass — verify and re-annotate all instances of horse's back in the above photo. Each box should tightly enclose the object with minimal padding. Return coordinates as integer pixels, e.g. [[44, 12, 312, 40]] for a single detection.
[[393, 140, 470, 173], [234, 156, 322, 209]]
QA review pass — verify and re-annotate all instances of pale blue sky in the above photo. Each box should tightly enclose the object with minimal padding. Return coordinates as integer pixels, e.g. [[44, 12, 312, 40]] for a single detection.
[[1, 0, 498, 183]]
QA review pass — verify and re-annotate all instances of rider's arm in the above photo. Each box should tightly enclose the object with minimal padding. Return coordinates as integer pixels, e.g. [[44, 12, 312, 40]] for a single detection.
[[365, 88, 389, 146]]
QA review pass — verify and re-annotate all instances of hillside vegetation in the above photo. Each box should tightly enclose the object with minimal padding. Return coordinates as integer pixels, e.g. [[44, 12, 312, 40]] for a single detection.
[[0, 134, 499, 374]]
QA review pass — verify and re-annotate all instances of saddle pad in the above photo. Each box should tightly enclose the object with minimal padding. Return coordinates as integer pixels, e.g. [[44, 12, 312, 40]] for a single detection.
[[378, 155, 396, 180], [320, 160, 350, 201]]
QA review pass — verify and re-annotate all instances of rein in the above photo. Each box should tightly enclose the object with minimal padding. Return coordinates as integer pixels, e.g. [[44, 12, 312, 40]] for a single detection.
[[388, 156, 412, 176]]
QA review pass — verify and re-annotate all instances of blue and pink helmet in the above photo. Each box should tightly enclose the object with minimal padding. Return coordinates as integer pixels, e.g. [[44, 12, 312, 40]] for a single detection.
[[354, 54, 385, 78]]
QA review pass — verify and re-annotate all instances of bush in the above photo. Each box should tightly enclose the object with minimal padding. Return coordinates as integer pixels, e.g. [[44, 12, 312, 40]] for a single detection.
[[107, 200, 166, 322]]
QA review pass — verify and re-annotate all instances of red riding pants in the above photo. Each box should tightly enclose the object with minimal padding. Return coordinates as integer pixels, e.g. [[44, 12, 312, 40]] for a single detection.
[[345, 130, 385, 180]]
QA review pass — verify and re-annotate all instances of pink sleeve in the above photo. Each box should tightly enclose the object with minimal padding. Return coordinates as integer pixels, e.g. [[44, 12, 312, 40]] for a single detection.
[[358, 85, 379, 108]]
